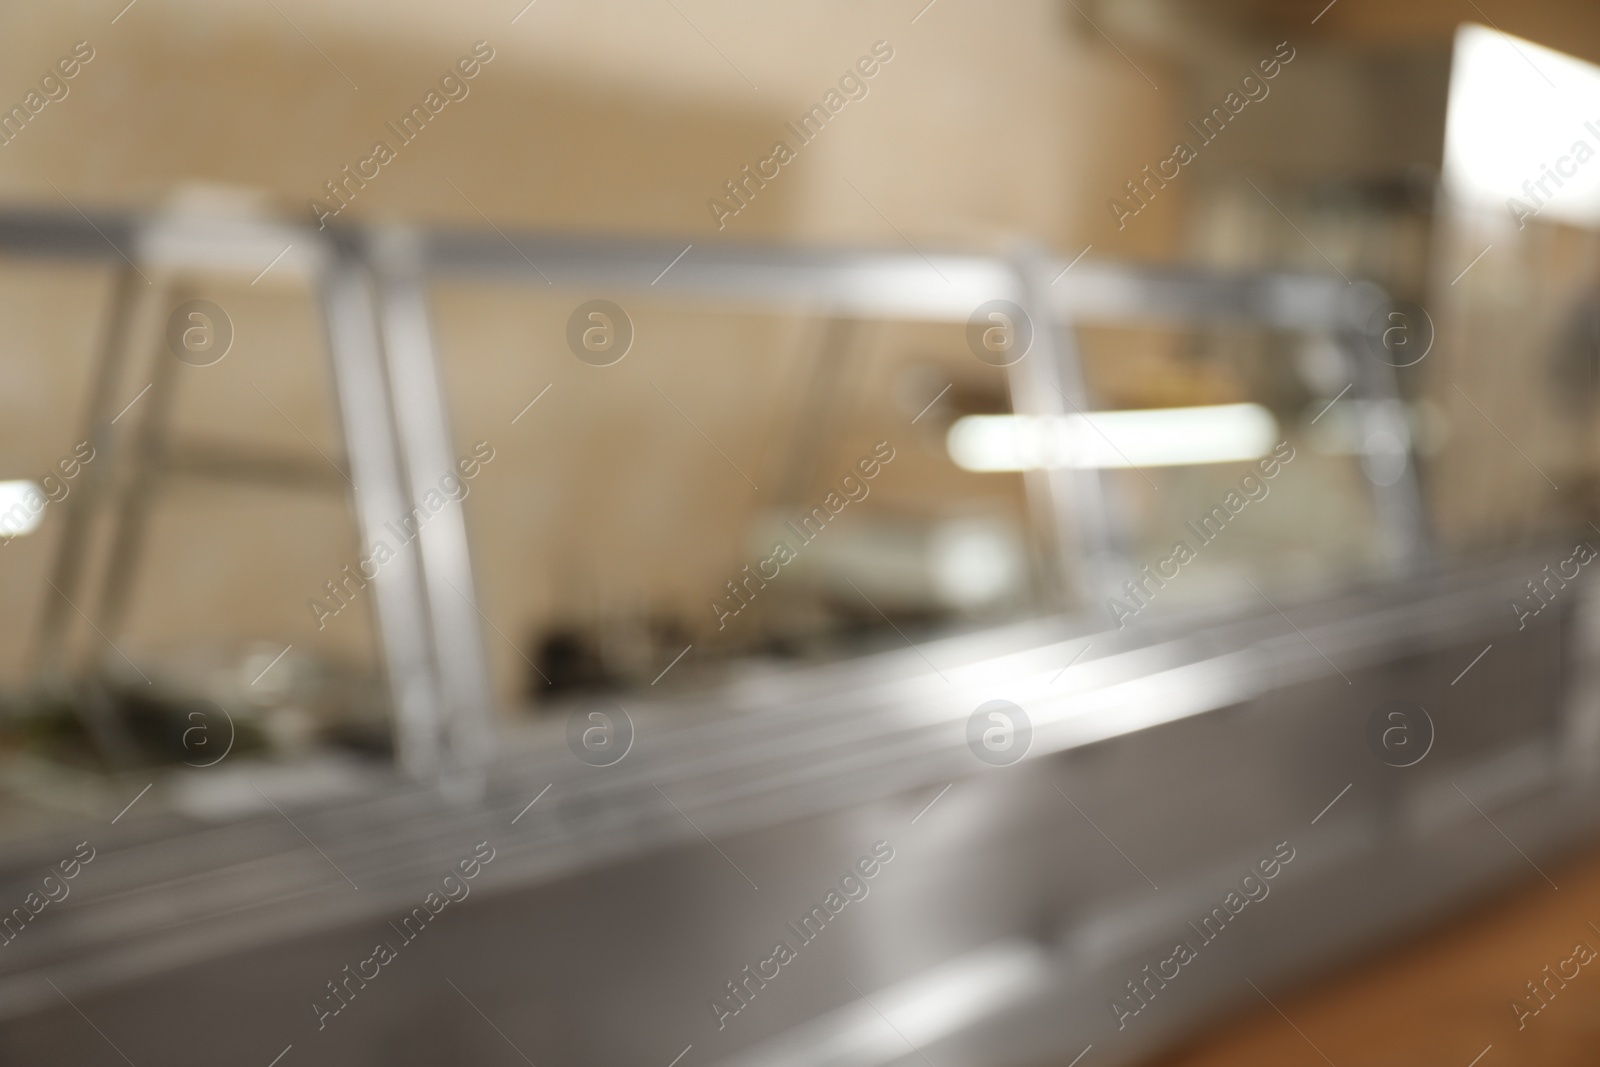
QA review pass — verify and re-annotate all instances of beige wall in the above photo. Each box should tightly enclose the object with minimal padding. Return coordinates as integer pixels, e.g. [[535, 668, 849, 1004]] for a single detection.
[[0, 0, 1172, 240], [6, 1, 1586, 716], [0, 0, 1183, 711]]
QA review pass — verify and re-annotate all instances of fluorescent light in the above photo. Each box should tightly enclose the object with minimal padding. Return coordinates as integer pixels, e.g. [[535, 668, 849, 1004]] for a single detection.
[[1443, 24, 1600, 228], [0, 481, 44, 536], [947, 403, 1278, 472]]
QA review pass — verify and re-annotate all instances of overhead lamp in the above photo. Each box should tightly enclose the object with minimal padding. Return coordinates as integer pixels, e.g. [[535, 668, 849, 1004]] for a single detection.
[[947, 403, 1278, 472], [0, 481, 44, 536], [1443, 24, 1600, 229]]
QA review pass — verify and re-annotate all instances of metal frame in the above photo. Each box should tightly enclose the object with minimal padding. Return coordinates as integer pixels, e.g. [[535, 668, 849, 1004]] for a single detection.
[[22, 211, 1584, 1067], [0, 208, 1430, 780], [4, 210, 497, 782]]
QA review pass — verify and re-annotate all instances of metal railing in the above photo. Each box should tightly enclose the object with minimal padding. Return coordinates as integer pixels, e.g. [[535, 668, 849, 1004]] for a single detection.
[[0, 207, 1430, 782]]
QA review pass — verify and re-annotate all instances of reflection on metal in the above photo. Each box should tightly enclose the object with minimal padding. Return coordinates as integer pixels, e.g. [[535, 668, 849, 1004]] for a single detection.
[[715, 939, 1053, 1067]]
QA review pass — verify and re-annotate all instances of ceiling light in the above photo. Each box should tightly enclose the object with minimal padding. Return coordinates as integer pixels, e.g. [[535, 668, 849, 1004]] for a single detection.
[[947, 404, 1278, 472]]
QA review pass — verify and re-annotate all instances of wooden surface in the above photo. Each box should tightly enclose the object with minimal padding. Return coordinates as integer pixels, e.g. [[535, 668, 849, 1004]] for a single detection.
[[1144, 849, 1600, 1067]]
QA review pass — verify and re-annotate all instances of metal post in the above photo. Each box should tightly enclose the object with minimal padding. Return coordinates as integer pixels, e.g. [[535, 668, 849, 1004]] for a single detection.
[[371, 229, 496, 782], [94, 282, 184, 645], [35, 266, 146, 682], [33, 265, 150, 766], [317, 247, 443, 778], [1339, 282, 1432, 572], [1006, 245, 1119, 609]]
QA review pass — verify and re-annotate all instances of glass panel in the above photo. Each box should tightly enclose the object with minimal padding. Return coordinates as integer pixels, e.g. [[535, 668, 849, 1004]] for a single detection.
[[429, 285, 1042, 707], [0, 263, 385, 780]]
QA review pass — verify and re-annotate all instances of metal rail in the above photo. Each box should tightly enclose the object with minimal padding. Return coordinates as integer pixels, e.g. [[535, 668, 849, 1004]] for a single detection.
[[0, 207, 1431, 780]]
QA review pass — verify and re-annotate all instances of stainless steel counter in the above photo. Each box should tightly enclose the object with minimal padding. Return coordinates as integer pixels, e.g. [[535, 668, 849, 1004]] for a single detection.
[[0, 550, 1587, 1066]]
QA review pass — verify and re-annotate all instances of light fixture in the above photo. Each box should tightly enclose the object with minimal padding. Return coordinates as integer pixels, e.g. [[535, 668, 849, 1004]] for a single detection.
[[0, 481, 44, 536], [1443, 24, 1600, 229], [947, 403, 1279, 472]]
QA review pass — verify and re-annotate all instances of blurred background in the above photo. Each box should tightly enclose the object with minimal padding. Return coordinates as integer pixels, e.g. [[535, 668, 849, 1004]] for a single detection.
[[3, 0, 1600, 1064]]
